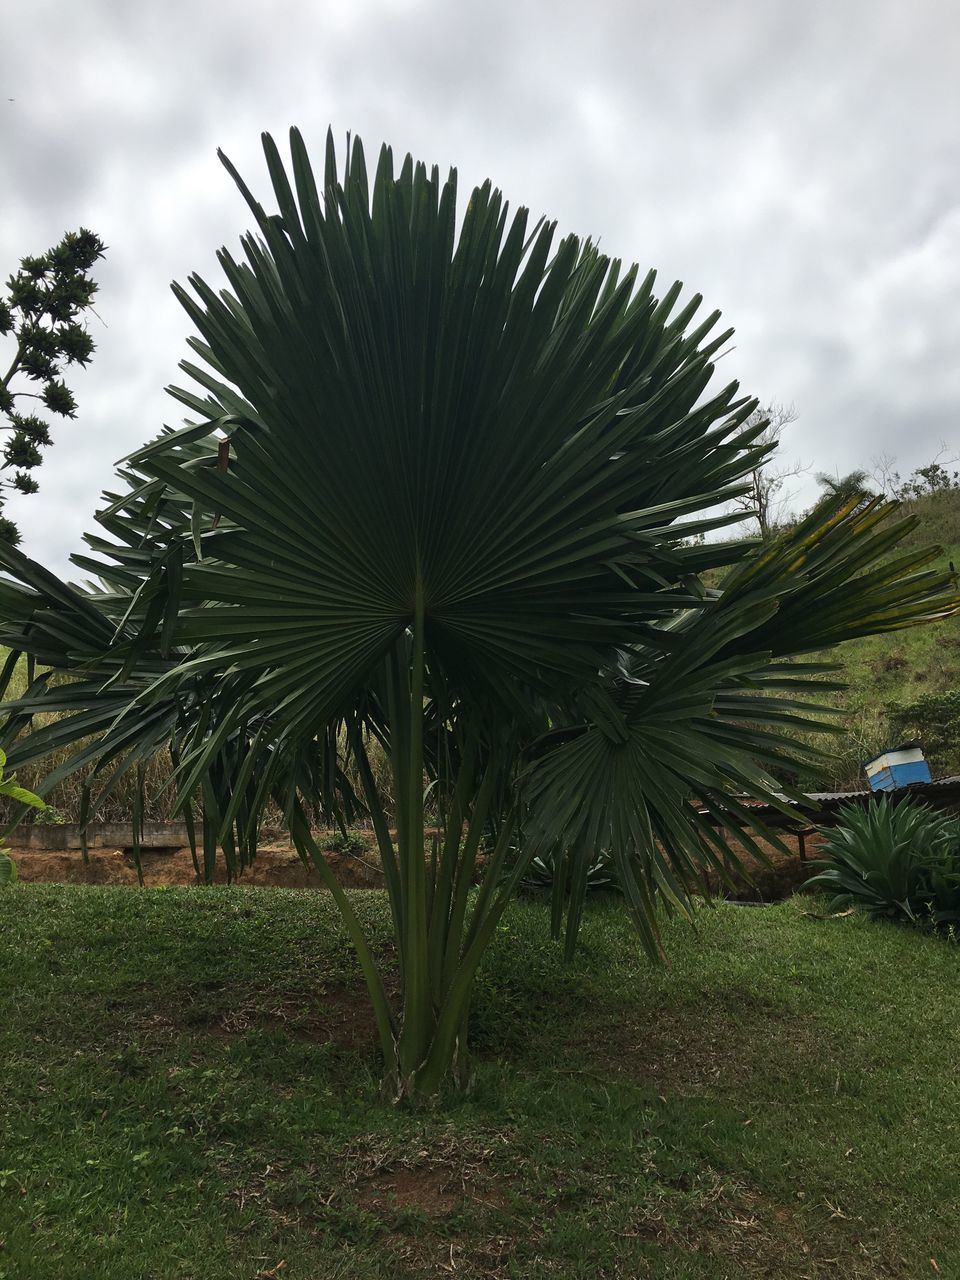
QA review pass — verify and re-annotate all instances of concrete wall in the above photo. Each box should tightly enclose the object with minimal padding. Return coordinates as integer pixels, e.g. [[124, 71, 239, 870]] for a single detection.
[[9, 822, 190, 851]]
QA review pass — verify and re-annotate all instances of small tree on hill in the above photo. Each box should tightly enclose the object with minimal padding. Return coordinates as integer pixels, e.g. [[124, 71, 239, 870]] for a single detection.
[[0, 228, 106, 543], [871, 450, 960, 502], [900, 461, 960, 500]]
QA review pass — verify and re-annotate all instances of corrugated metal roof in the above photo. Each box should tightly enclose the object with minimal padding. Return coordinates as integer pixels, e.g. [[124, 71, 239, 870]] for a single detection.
[[802, 789, 869, 803], [718, 789, 869, 808], [791, 775, 959, 805], [696, 776, 960, 819], [785, 775, 960, 806]]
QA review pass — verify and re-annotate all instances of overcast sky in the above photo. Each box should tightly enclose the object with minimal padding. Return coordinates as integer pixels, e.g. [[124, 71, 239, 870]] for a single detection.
[[2, 0, 958, 573]]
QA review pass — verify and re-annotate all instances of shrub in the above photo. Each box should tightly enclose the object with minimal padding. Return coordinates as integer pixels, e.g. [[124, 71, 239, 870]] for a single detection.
[[805, 795, 960, 928], [887, 690, 960, 775], [31, 805, 66, 826], [318, 829, 370, 857], [0, 746, 45, 885]]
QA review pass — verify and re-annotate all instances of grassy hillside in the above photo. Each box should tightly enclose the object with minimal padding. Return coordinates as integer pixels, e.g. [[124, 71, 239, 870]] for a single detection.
[[805, 488, 960, 787], [806, 542, 959, 788], [2, 885, 959, 1278]]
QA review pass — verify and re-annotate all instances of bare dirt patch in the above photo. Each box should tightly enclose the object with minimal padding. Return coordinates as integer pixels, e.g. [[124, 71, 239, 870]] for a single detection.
[[10, 827, 817, 900], [8, 841, 385, 889], [706, 831, 824, 902], [345, 1130, 511, 1222], [358, 1163, 468, 1216]]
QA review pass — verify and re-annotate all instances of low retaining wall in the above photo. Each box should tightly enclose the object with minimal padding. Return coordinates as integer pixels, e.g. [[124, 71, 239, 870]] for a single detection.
[[8, 822, 190, 851]]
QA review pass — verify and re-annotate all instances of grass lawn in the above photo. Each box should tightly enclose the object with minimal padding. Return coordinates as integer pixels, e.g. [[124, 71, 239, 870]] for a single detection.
[[1, 887, 958, 1278]]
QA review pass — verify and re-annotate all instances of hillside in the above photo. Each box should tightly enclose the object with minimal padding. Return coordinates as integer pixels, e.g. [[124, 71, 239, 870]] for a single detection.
[[804, 486, 960, 788], [810, 564, 959, 787]]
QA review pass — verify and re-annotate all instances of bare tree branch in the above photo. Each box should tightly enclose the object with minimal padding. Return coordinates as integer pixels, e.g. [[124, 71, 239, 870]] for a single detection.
[[727, 402, 807, 538]]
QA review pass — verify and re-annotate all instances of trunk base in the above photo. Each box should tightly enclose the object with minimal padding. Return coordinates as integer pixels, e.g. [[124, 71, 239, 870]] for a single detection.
[[380, 1037, 475, 1107]]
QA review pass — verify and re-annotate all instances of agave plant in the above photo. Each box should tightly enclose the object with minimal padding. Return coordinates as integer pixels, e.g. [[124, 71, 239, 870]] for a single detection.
[[0, 128, 957, 1100], [806, 795, 960, 925], [522, 847, 619, 896]]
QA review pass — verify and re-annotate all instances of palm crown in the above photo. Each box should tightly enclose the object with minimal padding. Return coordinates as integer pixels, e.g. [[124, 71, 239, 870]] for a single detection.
[[1, 128, 956, 1099]]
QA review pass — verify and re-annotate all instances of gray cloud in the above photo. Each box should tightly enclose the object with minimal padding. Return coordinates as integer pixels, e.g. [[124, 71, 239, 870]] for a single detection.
[[1, 0, 958, 570]]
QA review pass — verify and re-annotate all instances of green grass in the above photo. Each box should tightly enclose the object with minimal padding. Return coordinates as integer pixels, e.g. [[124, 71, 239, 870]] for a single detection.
[[1, 887, 958, 1277]]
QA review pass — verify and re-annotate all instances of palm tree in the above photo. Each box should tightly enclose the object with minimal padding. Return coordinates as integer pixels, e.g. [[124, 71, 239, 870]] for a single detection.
[[814, 469, 874, 505], [0, 129, 956, 1102]]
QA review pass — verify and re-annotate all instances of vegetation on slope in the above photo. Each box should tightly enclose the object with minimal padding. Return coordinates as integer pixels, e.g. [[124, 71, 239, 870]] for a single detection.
[[804, 486, 960, 786]]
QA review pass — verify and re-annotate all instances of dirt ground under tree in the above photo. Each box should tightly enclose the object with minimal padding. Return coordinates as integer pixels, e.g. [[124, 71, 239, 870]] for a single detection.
[[8, 829, 819, 900]]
